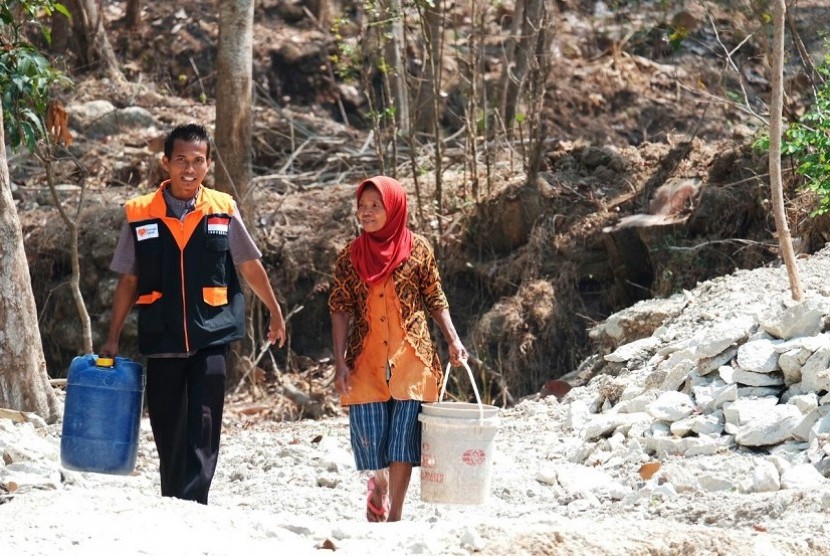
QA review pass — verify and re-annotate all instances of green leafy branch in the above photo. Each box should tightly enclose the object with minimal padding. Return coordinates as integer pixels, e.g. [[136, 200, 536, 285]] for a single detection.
[[755, 53, 830, 215], [1, 0, 71, 152]]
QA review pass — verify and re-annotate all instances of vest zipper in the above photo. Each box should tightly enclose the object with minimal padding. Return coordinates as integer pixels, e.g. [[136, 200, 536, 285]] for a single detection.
[[179, 225, 190, 352]]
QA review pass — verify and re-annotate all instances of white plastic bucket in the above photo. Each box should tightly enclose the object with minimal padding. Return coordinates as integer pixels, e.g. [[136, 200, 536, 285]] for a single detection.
[[419, 361, 500, 505]]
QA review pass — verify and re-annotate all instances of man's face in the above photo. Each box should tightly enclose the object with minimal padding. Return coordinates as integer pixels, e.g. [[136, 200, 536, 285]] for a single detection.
[[162, 139, 211, 200]]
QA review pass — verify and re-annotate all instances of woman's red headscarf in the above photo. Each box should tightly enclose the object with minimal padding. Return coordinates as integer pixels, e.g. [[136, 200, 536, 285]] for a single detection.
[[349, 176, 413, 284]]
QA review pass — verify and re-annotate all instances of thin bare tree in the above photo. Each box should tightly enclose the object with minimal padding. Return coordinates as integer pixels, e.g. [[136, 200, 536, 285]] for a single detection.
[[42, 153, 93, 355], [769, 0, 803, 301]]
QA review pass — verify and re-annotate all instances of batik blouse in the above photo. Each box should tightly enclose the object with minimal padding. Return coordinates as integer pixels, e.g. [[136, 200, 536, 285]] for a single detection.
[[329, 233, 449, 403]]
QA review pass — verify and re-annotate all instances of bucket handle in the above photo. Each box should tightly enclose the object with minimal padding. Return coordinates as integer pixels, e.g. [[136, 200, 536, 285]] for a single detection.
[[439, 360, 486, 421]]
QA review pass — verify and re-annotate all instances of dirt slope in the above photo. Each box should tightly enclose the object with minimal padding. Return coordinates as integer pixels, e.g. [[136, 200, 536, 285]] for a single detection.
[[11, 0, 830, 400]]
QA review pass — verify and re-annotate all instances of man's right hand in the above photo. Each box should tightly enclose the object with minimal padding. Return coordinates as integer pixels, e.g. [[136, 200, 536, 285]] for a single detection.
[[99, 340, 119, 358]]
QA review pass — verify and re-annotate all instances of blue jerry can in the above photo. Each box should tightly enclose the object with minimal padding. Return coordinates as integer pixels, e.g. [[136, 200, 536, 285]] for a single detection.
[[60, 354, 145, 475]]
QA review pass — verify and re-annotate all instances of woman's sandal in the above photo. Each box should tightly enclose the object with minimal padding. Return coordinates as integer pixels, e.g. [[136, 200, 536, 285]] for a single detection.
[[366, 476, 389, 522]]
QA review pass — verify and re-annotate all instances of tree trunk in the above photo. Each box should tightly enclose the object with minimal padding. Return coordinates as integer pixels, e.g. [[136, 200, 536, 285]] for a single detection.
[[65, 0, 125, 83], [215, 0, 254, 211], [414, 0, 443, 134], [50, 8, 71, 55], [769, 0, 803, 301], [498, 0, 546, 133], [126, 0, 141, 30], [215, 0, 256, 388], [0, 103, 61, 421], [382, 0, 409, 135]]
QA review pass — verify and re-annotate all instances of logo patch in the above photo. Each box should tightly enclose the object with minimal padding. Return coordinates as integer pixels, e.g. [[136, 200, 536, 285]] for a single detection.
[[207, 216, 230, 235], [135, 223, 159, 241]]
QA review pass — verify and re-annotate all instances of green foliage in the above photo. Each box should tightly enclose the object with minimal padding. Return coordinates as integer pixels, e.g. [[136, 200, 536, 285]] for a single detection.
[[0, 0, 70, 152], [667, 25, 689, 49], [329, 18, 361, 82], [756, 55, 830, 215]]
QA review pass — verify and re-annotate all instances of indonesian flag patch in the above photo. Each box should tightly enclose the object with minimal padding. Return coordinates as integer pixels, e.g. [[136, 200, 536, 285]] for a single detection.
[[207, 216, 230, 235]]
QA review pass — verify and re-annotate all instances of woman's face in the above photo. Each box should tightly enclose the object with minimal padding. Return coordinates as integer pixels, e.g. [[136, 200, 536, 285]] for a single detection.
[[357, 186, 388, 233]]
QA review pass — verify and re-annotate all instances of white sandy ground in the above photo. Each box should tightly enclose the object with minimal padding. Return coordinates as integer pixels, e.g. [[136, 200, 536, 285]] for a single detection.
[[9, 250, 830, 554], [2, 397, 830, 556]]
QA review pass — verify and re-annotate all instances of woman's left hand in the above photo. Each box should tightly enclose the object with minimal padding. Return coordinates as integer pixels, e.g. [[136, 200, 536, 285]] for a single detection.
[[448, 340, 468, 367]]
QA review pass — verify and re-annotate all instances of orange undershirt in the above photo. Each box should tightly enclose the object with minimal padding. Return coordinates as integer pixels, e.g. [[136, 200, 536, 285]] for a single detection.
[[339, 275, 438, 405]]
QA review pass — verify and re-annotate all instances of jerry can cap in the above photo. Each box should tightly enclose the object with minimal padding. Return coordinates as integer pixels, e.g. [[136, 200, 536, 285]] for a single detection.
[[97, 357, 115, 367]]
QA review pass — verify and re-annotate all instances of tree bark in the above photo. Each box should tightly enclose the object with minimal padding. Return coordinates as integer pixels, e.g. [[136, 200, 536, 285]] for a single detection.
[[50, 8, 71, 55], [215, 0, 254, 213], [0, 103, 61, 421], [769, 0, 803, 301], [497, 0, 546, 133], [125, 0, 141, 29], [215, 0, 256, 388], [382, 0, 409, 135], [65, 0, 125, 83], [414, 0, 442, 134]]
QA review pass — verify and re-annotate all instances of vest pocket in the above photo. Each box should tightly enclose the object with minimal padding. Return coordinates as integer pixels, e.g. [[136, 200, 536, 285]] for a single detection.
[[203, 286, 229, 307], [136, 291, 162, 305], [206, 235, 229, 251]]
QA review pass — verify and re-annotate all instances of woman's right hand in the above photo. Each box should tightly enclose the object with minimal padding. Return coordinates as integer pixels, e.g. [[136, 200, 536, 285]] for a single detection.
[[334, 361, 352, 395]]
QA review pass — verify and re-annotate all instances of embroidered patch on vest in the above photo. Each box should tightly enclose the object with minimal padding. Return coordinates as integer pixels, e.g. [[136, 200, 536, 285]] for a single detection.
[[207, 216, 230, 235], [135, 223, 159, 241]]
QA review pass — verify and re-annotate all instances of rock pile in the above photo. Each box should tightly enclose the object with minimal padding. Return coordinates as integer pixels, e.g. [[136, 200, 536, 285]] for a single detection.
[[568, 248, 830, 499]]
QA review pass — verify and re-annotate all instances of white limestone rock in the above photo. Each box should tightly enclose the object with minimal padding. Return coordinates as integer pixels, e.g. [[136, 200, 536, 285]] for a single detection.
[[730, 368, 785, 387], [758, 299, 830, 340], [777, 349, 805, 385], [780, 463, 827, 489], [604, 336, 661, 363], [787, 393, 819, 414], [734, 404, 802, 447], [554, 463, 631, 500], [646, 391, 695, 422], [697, 346, 738, 376], [735, 339, 781, 373], [581, 412, 652, 441], [657, 349, 697, 391], [644, 435, 734, 458], [693, 316, 757, 358], [615, 390, 659, 414], [800, 346, 830, 393], [723, 397, 779, 428]]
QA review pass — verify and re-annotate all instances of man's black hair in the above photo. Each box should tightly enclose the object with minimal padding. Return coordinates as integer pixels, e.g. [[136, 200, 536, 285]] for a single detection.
[[164, 124, 212, 160]]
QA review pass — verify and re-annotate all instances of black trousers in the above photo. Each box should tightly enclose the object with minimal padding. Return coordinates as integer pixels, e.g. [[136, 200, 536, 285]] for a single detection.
[[146, 345, 228, 504]]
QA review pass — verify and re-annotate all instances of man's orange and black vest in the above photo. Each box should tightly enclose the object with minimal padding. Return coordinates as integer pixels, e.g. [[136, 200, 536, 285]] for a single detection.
[[124, 184, 244, 355]]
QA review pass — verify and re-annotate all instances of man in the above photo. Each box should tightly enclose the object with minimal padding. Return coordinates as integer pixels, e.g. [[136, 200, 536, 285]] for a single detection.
[[100, 123, 286, 504]]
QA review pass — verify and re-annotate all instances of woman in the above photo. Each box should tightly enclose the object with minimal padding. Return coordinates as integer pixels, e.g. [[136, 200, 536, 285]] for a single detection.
[[329, 176, 467, 522]]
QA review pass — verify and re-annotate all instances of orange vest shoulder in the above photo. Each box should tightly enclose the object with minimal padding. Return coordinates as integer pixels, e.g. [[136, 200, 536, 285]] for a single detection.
[[199, 187, 236, 215], [124, 190, 161, 222], [124, 185, 236, 222]]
